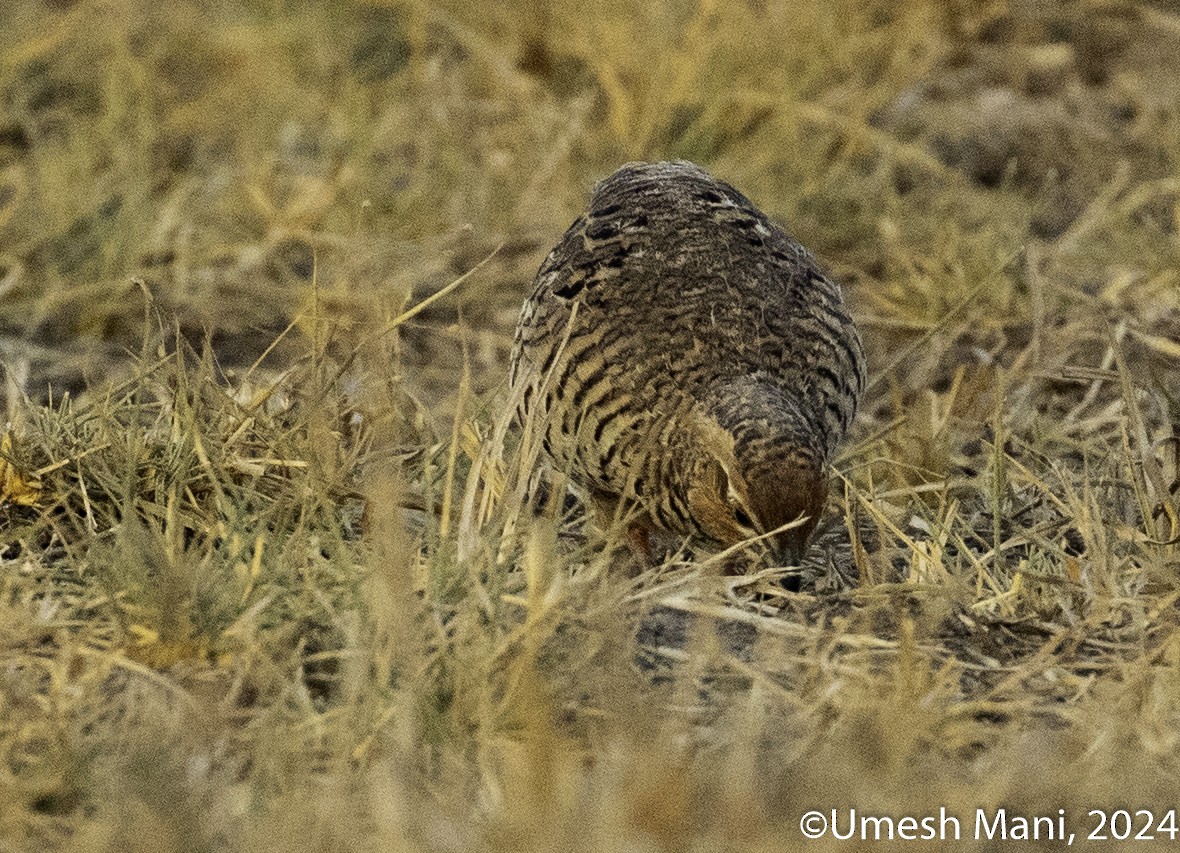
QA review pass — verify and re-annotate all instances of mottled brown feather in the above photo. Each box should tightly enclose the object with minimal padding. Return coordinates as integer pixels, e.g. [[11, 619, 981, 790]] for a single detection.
[[509, 161, 865, 568]]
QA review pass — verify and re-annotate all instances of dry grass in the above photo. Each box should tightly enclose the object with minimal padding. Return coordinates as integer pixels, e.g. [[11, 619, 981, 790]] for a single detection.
[[2, 0, 1180, 849]]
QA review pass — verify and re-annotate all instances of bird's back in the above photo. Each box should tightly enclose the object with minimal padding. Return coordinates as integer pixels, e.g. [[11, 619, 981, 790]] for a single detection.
[[510, 161, 864, 518]]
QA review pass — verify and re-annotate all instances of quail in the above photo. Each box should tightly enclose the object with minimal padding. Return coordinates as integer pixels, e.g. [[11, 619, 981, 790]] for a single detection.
[[508, 161, 865, 570]]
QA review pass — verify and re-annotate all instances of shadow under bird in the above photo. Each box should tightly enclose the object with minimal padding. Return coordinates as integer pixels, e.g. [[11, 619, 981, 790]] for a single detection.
[[509, 161, 865, 572]]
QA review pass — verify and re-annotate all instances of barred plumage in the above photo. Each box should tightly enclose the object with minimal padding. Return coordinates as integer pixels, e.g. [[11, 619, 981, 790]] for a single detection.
[[509, 161, 865, 568]]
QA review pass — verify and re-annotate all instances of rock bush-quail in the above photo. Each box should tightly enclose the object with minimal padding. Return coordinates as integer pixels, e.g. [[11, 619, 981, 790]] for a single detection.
[[509, 161, 865, 569]]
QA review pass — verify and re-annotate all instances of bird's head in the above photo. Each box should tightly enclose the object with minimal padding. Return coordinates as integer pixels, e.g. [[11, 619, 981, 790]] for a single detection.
[[684, 384, 828, 565]]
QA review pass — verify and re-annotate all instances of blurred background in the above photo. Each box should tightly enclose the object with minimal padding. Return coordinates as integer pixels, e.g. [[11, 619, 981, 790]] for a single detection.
[[3, 0, 1177, 414]]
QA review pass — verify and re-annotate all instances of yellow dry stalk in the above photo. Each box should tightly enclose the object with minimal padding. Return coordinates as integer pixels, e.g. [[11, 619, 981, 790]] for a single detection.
[[235, 534, 266, 605], [970, 569, 1025, 617], [1129, 328, 1180, 361], [0, 431, 42, 507], [123, 623, 233, 670], [440, 351, 472, 541], [908, 498, 959, 586], [460, 421, 503, 507]]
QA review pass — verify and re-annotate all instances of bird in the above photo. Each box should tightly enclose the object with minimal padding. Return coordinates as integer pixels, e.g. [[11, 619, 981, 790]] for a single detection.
[[508, 161, 865, 572]]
